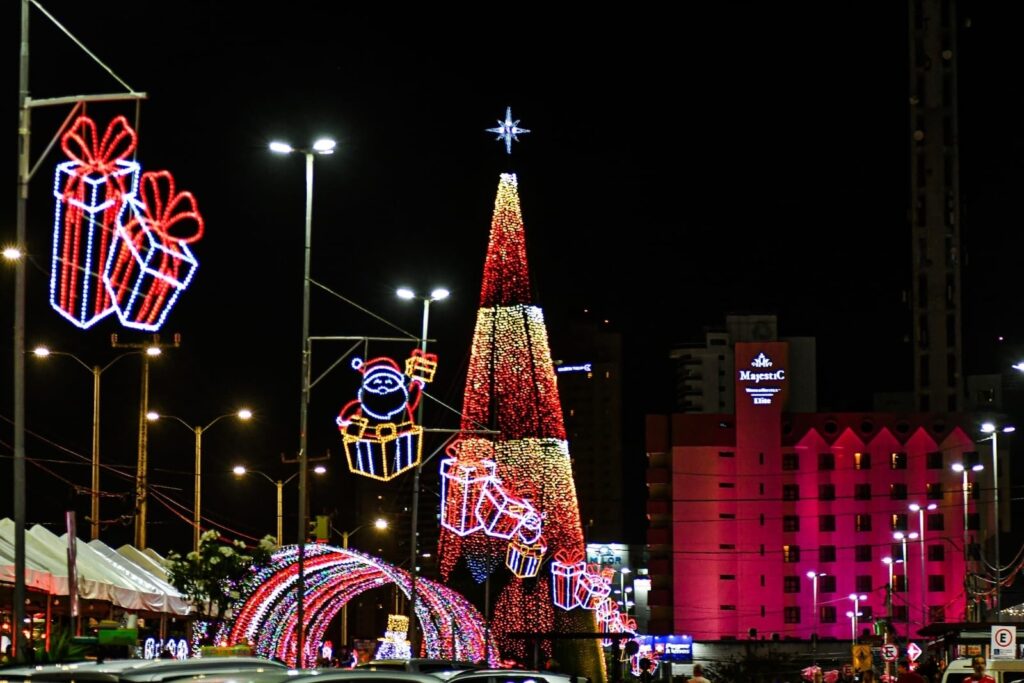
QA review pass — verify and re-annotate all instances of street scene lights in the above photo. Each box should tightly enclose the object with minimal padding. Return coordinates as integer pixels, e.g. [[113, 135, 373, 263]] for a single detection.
[[270, 136, 335, 666], [806, 571, 825, 636], [848, 593, 867, 643], [232, 465, 325, 546], [881, 557, 903, 618], [148, 409, 252, 552], [31, 346, 142, 540], [980, 422, 1013, 614], [396, 285, 448, 647], [909, 502, 937, 625], [340, 518, 389, 646]]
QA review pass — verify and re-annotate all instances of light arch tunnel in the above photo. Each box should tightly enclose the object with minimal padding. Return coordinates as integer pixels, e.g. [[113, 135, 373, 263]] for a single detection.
[[217, 544, 491, 668]]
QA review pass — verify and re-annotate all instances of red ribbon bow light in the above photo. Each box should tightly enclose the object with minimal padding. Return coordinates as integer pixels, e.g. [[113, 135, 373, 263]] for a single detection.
[[61, 115, 138, 181]]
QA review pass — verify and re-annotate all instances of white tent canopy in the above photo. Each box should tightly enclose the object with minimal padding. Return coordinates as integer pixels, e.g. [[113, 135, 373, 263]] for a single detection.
[[0, 518, 190, 616]]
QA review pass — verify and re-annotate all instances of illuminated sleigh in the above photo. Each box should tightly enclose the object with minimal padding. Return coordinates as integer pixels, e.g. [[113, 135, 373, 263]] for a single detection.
[[341, 415, 422, 482]]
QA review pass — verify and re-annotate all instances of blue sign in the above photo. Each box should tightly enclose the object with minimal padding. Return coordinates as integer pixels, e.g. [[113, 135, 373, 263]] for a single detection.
[[636, 635, 693, 663]]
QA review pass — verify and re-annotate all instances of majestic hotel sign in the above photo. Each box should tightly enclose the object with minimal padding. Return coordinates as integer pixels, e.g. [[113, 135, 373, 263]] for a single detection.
[[737, 350, 787, 406]]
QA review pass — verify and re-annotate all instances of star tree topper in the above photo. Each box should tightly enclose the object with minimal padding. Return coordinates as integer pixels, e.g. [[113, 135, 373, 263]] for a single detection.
[[486, 106, 530, 154]]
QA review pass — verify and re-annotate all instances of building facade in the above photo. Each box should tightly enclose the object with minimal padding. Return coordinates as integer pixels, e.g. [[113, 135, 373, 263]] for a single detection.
[[647, 341, 976, 640]]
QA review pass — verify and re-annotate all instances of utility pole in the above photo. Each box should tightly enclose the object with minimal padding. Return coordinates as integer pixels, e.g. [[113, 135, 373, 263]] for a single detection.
[[112, 333, 179, 549]]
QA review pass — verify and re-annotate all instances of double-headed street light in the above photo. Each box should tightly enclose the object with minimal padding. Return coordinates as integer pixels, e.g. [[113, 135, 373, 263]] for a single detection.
[[980, 422, 1013, 614], [952, 456, 984, 622], [340, 518, 389, 646], [909, 502, 937, 625], [881, 556, 903, 619], [148, 409, 252, 551], [396, 286, 448, 648], [232, 464, 326, 546], [270, 135, 335, 667], [806, 571, 826, 637], [847, 593, 867, 643], [32, 346, 148, 540]]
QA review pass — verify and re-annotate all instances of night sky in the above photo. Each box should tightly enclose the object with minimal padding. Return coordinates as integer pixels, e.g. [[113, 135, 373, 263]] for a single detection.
[[3, 3, 1024, 555]]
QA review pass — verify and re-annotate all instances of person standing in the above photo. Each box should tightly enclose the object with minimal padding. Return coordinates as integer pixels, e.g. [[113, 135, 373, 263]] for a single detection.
[[690, 664, 711, 683], [964, 656, 996, 683]]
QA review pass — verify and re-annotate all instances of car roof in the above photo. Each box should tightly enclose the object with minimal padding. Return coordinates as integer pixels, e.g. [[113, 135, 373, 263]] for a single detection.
[[0, 656, 287, 682], [185, 671, 445, 683]]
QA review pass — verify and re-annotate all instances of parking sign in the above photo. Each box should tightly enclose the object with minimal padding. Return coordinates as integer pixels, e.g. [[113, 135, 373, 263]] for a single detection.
[[992, 626, 1017, 660]]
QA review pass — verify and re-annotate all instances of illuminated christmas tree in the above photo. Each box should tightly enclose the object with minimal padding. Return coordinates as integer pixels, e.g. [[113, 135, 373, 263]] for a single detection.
[[439, 173, 601, 675]]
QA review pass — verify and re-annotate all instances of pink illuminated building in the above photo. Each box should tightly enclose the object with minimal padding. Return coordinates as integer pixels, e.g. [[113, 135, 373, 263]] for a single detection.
[[646, 341, 978, 640]]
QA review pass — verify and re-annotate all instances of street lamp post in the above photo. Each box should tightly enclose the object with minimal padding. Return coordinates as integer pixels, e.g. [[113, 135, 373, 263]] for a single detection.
[[32, 347, 143, 539], [881, 556, 902, 620], [619, 567, 632, 615], [806, 571, 825, 638], [340, 518, 388, 647], [909, 502, 937, 626], [847, 593, 867, 644], [893, 530, 918, 631], [952, 457, 983, 621], [397, 286, 448, 648], [270, 136, 335, 667], [232, 465, 326, 546], [980, 422, 1013, 615], [148, 409, 252, 551]]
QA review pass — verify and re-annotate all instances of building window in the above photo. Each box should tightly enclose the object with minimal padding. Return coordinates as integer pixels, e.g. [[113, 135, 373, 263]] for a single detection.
[[820, 546, 837, 563], [819, 515, 836, 532], [720, 513, 736, 519], [783, 516, 800, 532], [854, 452, 871, 470], [968, 512, 980, 531], [719, 482, 735, 489], [894, 605, 908, 622], [855, 514, 872, 532], [928, 605, 946, 623], [891, 452, 908, 469], [820, 606, 837, 623], [927, 482, 944, 500], [891, 513, 908, 531], [782, 485, 799, 501], [720, 605, 736, 611], [855, 545, 872, 562], [855, 484, 871, 501], [819, 484, 836, 501], [928, 545, 945, 562], [856, 575, 872, 593], [894, 575, 907, 593], [782, 453, 799, 471], [719, 544, 735, 550], [860, 606, 873, 620], [927, 514, 944, 531], [720, 574, 736, 580], [718, 451, 735, 458], [761, 575, 765, 587], [819, 453, 835, 471], [759, 483, 765, 495], [784, 606, 801, 624], [760, 513, 765, 526], [819, 575, 836, 593], [927, 451, 943, 469], [890, 483, 908, 500], [783, 545, 800, 563], [928, 575, 945, 592], [784, 576, 801, 593]]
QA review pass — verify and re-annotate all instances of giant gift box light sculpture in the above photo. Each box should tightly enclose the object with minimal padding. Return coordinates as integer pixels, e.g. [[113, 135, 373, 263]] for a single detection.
[[336, 353, 429, 481], [51, 115, 203, 331], [437, 173, 604, 669]]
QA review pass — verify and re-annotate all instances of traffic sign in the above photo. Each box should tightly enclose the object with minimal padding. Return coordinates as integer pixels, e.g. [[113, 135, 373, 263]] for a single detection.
[[992, 626, 1017, 660], [852, 645, 873, 672], [907, 642, 922, 662], [882, 644, 899, 662]]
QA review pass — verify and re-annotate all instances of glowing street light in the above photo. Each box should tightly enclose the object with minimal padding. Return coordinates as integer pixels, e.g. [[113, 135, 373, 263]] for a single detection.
[[848, 593, 867, 643], [909, 502, 938, 625], [232, 464, 325, 546], [980, 421, 1013, 614], [148, 409, 252, 551], [806, 571, 826, 637]]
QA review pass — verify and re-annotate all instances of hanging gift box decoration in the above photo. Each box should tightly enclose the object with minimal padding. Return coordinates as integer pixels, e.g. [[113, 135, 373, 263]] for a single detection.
[[476, 480, 535, 540], [404, 348, 439, 384], [574, 570, 612, 610], [440, 451, 496, 536], [505, 535, 546, 578], [595, 597, 618, 625], [51, 115, 139, 329], [104, 171, 203, 331], [551, 549, 586, 610], [337, 354, 427, 481]]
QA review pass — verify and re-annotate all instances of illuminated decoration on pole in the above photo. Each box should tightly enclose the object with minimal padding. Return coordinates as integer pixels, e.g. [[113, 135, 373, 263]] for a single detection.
[[486, 106, 530, 155], [50, 115, 204, 332], [376, 614, 412, 660], [217, 544, 490, 668], [438, 174, 601, 671], [105, 170, 203, 331], [336, 354, 428, 481], [50, 115, 139, 328]]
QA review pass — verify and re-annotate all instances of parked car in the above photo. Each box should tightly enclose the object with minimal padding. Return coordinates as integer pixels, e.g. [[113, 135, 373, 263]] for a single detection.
[[174, 671, 444, 683], [446, 668, 589, 683], [0, 655, 287, 681], [355, 659, 483, 680]]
